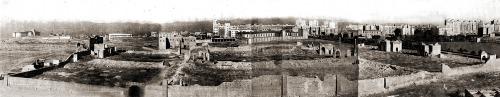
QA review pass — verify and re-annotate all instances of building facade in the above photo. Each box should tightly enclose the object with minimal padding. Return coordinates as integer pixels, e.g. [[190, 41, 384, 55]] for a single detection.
[[12, 29, 40, 38], [440, 19, 481, 36], [379, 40, 402, 52]]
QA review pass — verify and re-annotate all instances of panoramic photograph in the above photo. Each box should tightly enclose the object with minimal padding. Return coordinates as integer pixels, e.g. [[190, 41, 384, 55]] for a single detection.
[[0, 0, 499, 97]]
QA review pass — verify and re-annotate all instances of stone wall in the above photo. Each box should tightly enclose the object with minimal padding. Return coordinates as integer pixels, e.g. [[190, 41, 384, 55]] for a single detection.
[[1, 76, 125, 97], [167, 80, 252, 97], [442, 58, 500, 76], [358, 58, 500, 97], [250, 58, 354, 69], [357, 71, 436, 96], [164, 74, 356, 97], [208, 46, 252, 52], [213, 61, 252, 70]]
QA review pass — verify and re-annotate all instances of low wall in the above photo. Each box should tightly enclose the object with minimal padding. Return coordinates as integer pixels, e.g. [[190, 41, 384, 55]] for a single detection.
[[358, 71, 436, 96], [209, 46, 252, 52], [285, 74, 356, 97], [1, 74, 359, 97], [443, 58, 500, 76], [250, 36, 307, 43], [167, 77, 253, 97], [358, 58, 500, 96], [1, 76, 125, 97], [213, 61, 252, 70], [164, 74, 357, 97], [251, 58, 354, 69]]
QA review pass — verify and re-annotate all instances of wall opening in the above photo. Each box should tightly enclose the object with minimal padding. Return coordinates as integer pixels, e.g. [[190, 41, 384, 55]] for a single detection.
[[321, 47, 326, 55], [128, 85, 144, 97], [335, 51, 341, 58]]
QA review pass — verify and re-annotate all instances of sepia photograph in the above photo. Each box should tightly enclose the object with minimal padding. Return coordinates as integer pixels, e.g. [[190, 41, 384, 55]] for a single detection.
[[0, 0, 499, 97]]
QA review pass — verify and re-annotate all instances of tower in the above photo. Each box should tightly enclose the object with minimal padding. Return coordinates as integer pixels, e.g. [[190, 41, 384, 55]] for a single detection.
[[213, 19, 219, 35]]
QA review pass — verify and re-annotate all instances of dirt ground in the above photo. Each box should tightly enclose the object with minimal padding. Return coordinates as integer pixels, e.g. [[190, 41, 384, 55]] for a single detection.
[[0, 39, 80, 73], [33, 59, 164, 87], [358, 59, 419, 79], [359, 48, 482, 72], [371, 72, 500, 97]]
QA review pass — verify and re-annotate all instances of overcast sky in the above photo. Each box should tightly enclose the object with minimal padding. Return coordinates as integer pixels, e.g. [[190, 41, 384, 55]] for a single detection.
[[1, 0, 499, 24]]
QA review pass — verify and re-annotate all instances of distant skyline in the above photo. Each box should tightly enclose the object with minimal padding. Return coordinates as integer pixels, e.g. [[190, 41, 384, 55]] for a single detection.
[[1, 0, 500, 24]]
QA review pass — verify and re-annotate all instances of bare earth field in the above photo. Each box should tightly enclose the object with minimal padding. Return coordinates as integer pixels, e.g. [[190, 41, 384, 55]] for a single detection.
[[358, 59, 419, 79], [33, 59, 164, 87], [0, 39, 80, 73], [360, 48, 482, 72]]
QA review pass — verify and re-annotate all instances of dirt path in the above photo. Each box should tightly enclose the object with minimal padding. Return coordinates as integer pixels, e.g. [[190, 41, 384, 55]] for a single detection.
[[159, 51, 191, 85]]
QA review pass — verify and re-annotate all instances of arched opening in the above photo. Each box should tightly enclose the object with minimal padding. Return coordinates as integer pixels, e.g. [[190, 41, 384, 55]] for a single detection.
[[128, 85, 143, 97], [335, 50, 341, 58], [321, 47, 326, 55], [481, 56, 489, 62], [165, 38, 171, 49]]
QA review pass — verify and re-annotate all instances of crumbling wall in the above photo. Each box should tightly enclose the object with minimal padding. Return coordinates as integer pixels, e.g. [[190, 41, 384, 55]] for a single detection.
[[443, 60, 500, 76]]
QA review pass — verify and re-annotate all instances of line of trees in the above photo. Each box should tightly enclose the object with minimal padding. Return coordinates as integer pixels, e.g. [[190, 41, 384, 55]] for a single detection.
[[1, 21, 161, 38]]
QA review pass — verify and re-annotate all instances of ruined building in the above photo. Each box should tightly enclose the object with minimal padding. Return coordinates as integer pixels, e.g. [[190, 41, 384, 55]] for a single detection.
[[89, 35, 115, 58], [418, 43, 442, 57], [158, 32, 196, 50], [479, 20, 499, 37], [318, 44, 342, 57], [317, 43, 354, 58], [379, 40, 402, 52]]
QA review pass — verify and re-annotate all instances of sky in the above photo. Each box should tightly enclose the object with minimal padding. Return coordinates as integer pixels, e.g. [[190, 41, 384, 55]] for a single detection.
[[1, 0, 500, 24]]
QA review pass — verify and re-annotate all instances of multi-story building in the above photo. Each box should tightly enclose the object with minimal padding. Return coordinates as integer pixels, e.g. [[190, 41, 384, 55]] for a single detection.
[[296, 19, 307, 27], [344, 24, 415, 38], [494, 19, 500, 34], [481, 23, 496, 37], [308, 20, 319, 27], [401, 24, 415, 36], [322, 21, 338, 35], [213, 19, 220, 35], [440, 19, 481, 36]]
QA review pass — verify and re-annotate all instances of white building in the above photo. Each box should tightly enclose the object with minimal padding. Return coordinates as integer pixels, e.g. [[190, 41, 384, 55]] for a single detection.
[[308, 20, 319, 27], [213, 19, 220, 35], [295, 19, 307, 27], [223, 23, 232, 38]]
